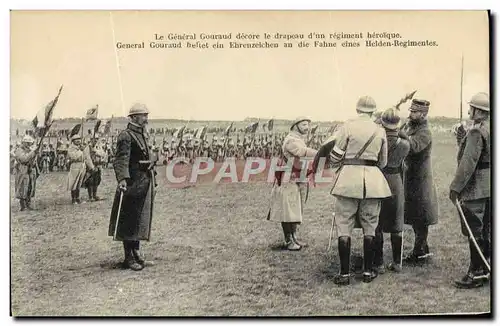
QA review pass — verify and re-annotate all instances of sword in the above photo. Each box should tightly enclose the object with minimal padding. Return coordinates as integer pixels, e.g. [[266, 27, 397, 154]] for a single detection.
[[327, 212, 336, 252], [454, 199, 490, 272], [113, 190, 124, 241]]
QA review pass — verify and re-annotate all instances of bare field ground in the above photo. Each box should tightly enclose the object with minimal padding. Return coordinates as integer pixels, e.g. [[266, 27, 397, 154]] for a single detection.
[[10, 131, 490, 316]]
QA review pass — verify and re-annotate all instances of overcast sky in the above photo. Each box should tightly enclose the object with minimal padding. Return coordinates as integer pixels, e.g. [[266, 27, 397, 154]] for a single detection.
[[11, 10, 489, 121]]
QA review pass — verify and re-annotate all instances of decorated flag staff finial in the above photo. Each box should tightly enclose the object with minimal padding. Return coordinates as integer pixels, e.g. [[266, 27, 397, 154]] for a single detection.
[[394, 90, 417, 110]]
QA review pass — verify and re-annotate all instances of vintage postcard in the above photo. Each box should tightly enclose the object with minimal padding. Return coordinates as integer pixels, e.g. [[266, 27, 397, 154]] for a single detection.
[[10, 10, 491, 316]]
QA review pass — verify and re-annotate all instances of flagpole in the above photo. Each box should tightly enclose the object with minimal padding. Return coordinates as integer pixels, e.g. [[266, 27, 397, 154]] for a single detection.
[[459, 54, 464, 122], [109, 12, 126, 115]]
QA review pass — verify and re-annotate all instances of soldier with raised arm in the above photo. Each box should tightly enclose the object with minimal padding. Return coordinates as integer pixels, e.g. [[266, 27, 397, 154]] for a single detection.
[[268, 117, 317, 251]]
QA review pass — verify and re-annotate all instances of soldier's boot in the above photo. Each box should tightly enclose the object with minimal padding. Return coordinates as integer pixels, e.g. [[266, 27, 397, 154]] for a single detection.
[[404, 225, 431, 264], [334, 236, 351, 286], [455, 239, 489, 289], [373, 227, 385, 274], [87, 187, 94, 202], [123, 241, 143, 271], [291, 222, 307, 247], [363, 235, 378, 283], [19, 199, 26, 211], [75, 189, 82, 204], [132, 241, 154, 267], [93, 186, 101, 201], [387, 233, 403, 273], [25, 198, 34, 210], [282, 223, 300, 251], [70, 191, 76, 204]]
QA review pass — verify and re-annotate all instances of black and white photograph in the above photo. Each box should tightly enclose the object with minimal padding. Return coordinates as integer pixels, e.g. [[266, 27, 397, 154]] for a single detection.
[[8, 9, 492, 317]]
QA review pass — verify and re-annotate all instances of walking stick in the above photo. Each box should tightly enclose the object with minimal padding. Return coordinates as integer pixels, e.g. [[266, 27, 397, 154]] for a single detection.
[[113, 190, 124, 241], [455, 199, 490, 272], [327, 212, 336, 252], [400, 229, 404, 269]]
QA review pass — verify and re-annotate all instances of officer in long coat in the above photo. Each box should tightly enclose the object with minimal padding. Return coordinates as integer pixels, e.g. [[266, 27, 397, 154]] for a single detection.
[[450, 92, 490, 289], [67, 134, 87, 204], [268, 117, 317, 251], [373, 108, 410, 274], [109, 103, 157, 271], [399, 99, 439, 263], [320, 96, 391, 285], [14, 135, 38, 211]]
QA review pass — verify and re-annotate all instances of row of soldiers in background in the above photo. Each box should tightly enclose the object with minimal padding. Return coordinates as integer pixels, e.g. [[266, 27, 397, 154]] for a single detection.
[[155, 132, 326, 164]]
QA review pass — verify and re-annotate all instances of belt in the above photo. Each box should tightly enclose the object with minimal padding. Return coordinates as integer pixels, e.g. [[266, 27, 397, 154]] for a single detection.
[[478, 162, 490, 170], [343, 159, 378, 167], [383, 166, 402, 174]]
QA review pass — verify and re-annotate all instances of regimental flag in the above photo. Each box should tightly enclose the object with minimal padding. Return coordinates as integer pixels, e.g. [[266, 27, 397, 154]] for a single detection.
[[94, 119, 102, 135], [173, 125, 185, 139], [262, 123, 267, 132], [32, 85, 64, 135], [224, 122, 234, 137], [86, 105, 99, 121], [103, 116, 113, 135], [68, 123, 82, 140], [267, 119, 274, 132], [245, 122, 259, 134], [194, 126, 207, 140]]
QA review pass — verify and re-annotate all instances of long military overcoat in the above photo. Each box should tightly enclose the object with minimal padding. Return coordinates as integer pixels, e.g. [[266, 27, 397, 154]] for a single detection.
[[14, 146, 37, 200], [66, 143, 87, 191], [402, 120, 439, 226], [109, 123, 156, 241]]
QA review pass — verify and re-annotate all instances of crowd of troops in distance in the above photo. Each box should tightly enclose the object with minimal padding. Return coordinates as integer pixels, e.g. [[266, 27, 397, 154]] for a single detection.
[[11, 92, 490, 291]]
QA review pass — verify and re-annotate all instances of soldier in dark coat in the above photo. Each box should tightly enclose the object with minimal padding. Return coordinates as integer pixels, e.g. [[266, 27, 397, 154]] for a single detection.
[[109, 103, 157, 271], [399, 99, 439, 264], [450, 92, 490, 289], [373, 108, 410, 274]]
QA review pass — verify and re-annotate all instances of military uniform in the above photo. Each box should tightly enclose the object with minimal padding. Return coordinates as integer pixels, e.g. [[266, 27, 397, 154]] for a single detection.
[[14, 136, 38, 211], [400, 99, 439, 263], [67, 134, 87, 204], [82, 140, 106, 201], [373, 108, 410, 273], [450, 92, 490, 289], [268, 117, 317, 251], [322, 96, 391, 285], [109, 103, 157, 271]]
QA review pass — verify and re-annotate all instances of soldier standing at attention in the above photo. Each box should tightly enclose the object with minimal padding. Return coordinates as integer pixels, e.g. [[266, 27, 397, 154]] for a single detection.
[[67, 134, 87, 204], [322, 96, 391, 285], [268, 117, 317, 251], [450, 92, 490, 289], [373, 108, 410, 274], [14, 135, 38, 211], [109, 103, 157, 271], [399, 99, 439, 264]]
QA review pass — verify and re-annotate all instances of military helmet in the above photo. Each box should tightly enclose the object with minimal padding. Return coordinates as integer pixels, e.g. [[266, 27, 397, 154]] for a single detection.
[[372, 110, 384, 124], [22, 135, 35, 144], [356, 96, 377, 113], [468, 92, 489, 112], [290, 116, 311, 130], [128, 103, 149, 116], [381, 108, 401, 130], [409, 99, 430, 113]]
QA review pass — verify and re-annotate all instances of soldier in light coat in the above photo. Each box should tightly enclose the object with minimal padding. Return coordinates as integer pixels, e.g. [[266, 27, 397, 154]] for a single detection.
[[373, 108, 410, 274], [14, 135, 38, 211], [268, 117, 317, 251], [82, 137, 107, 201], [67, 134, 87, 204], [321, 96, 391, 285], [450, 92, 490, 289], [399, 99, 439, 264]]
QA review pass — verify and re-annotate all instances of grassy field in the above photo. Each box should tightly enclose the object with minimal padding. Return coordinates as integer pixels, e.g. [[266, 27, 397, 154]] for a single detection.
[[10, 131, 490, 316]]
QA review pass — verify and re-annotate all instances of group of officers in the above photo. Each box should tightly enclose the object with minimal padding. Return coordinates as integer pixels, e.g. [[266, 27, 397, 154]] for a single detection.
[[12, 93, 490, 291], [269, 92, 490, 289]]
